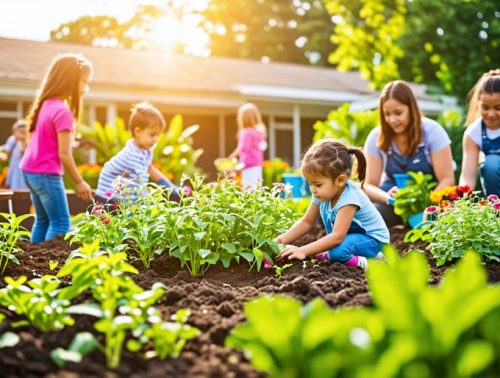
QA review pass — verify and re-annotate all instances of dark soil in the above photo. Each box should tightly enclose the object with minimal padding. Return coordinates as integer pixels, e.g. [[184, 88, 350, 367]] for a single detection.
[[1, 226, 500, 377]]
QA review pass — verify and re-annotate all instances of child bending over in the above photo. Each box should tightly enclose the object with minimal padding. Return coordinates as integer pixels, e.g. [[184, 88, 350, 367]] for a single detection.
[[277, 139, 389, 270], [95, 102, 178, 202]]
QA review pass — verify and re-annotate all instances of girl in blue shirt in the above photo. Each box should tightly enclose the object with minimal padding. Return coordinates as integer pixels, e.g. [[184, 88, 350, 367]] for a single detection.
[[277, 139, 389, 270], [460, 69, 500, 195]]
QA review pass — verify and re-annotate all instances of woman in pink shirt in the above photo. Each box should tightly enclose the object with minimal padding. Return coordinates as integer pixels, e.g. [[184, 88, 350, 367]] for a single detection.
[[21, 53, 93, 243], [229, 103, 267, 185]]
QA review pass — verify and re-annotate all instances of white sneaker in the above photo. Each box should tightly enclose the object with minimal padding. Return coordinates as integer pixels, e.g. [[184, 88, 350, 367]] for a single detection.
[[374, 252, 385, 260], [357, 256, 368, 270]]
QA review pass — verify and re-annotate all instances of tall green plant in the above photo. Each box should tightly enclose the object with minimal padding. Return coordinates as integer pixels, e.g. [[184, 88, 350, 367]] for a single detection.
[[312, 103, 378, 147], [153, 114, 203, 183], [393, 171, 436, 224], [227, 249, 500, 377], [78, 115, 202, 184], [0, 213, 32, 274]]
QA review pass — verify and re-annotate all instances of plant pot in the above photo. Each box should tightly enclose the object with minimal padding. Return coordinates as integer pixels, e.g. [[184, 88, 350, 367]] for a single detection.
[[407, 212, 424, 229], [282, 174, 307, 198], [393, 173, 412, 189]]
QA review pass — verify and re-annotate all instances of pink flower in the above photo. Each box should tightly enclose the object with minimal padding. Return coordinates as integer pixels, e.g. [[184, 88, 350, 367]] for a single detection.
[[425, 206, 438, 213], [487, 194, 499, 202], [182, 186, 193, 196], [104, 189, 114, 199], [493, 202, 500, 210]]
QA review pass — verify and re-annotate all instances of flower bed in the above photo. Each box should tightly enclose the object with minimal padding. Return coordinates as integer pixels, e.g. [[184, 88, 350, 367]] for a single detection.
[[1, 226, 500, 377]]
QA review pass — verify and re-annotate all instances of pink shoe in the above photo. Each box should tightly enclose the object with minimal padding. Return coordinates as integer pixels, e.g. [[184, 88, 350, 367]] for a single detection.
[[263, 257, 274, 268], [314, 252, 329, 261]]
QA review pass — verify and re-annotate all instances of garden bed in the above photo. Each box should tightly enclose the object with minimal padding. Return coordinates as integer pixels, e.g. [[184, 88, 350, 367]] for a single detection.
[[1, 226, 500, 377]]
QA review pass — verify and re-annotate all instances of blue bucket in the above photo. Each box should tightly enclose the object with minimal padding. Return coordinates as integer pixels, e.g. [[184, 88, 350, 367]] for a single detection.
[[407, 212, 424, 229], [393, 173, 412, 188], [282, 174, 306, 198]]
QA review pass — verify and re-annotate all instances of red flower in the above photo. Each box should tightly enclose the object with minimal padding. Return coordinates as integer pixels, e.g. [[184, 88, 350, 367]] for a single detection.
[[479, 199, 488, 206], [102, 218, 111, 225], [493, 202, 500, 211]]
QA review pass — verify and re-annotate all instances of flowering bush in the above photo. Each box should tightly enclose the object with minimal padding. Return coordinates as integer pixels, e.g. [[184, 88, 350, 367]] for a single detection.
[[263, 158, 289, 188], [429, 185, 472, 210], [406, 194, 500, 265]]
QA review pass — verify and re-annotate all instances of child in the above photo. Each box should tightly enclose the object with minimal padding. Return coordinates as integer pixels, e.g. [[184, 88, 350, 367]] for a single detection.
[[277, 139, 389, 270], [95, 102, 179, 202], [363, 80, 455, 226], [20, 53, 94, 243], [0, 120, 28, 189], [459, 69, 500, 195], [228, 103, 267, 185]]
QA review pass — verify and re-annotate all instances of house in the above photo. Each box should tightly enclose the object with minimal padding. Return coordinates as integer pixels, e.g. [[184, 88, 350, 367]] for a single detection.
[[0, 37, 453, 178]]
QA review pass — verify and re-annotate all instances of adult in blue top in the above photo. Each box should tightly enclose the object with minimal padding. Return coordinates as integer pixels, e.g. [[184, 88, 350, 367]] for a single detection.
[[460, 69, 500, 196], [363, 80, 455, 227]]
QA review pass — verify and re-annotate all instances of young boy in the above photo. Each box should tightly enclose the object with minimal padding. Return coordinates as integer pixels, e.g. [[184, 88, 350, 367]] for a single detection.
[[95, 102, 179, 202]]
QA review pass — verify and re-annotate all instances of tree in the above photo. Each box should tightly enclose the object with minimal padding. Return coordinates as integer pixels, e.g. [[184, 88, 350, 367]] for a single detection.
[[201, 0, 333, 65], [324, 0, 500, 102], [49, 1, 335, 66]]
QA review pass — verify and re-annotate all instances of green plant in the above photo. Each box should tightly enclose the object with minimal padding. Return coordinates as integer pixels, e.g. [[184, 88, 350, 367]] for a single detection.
[[58, 241, 199, 368], [405, 195, 500, 266], [263, 158, 290, 188], [227, 249, 500, 377], [153, 115, 203, 183], [393, 171, 436, 224], [78, 115, 203, 184], [0, 212, 31, 274], [0, 276, 75, 332], [163, 174, 296, 276], [274, 263, 293, 278], [438, 109, 466, 184], [312, 103, 378, 147]]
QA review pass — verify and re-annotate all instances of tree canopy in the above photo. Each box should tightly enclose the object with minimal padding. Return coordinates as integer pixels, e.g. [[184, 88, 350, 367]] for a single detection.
[[50, 0, 500, 103]]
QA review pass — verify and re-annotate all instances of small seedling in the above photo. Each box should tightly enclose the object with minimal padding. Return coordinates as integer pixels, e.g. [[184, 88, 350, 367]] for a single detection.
[[274, 263, 293, 278]]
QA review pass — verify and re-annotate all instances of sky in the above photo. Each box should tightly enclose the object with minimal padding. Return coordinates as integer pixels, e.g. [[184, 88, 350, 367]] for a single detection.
[[0, 0, 151, 41]]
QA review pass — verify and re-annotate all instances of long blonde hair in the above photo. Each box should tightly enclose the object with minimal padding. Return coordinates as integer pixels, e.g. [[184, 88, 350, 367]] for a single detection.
[[26, 53, 93, 132], [237, 103, 267, 136], [465, 69, 500, 126], [377, 80, 422, 156]]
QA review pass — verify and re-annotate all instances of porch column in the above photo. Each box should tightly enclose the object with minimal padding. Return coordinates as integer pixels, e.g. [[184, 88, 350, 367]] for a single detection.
[[218, 114, 225, 157], [269, 114, 276, 160], [106, 104, 117, 125], [293, 104, 301, 168], [16, 102, 23, 119]]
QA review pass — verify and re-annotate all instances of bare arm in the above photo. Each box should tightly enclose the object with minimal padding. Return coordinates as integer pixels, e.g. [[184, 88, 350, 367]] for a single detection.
[[275, 202, 319, 245], [149, 164, 164, 182], [363, 153, 395, 204], [58, 131, 92, 201], [279, 205, 357, 260], [430, 145, 455, 190], [459, 135, 480, 190]]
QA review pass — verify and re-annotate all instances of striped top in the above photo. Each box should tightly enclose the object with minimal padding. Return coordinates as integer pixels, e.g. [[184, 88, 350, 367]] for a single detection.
[[96, 139, 153, 200]]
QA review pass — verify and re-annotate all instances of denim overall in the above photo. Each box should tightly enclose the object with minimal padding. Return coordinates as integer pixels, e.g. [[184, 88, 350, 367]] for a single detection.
[[376, 143, 436, 226], [480, 121, 500, 195], [380, 143, 436, 191]]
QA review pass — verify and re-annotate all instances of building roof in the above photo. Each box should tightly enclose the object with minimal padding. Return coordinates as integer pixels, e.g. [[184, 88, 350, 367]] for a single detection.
[[0, 37, 454, 113]]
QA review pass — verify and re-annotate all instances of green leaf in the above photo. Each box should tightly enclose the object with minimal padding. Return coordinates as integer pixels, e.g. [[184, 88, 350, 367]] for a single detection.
[[0, 332, 19, 348]]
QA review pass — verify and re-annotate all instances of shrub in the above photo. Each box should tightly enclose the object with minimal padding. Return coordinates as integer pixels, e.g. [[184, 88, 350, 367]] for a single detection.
[[406, 195, 500, 265], [227, 249, 500, 377]]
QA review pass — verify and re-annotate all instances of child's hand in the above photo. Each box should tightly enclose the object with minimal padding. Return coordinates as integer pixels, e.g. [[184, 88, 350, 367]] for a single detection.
[[387, 186, 399, 198], [278, 245, 306, 261], [75, 181, 93, 201]]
